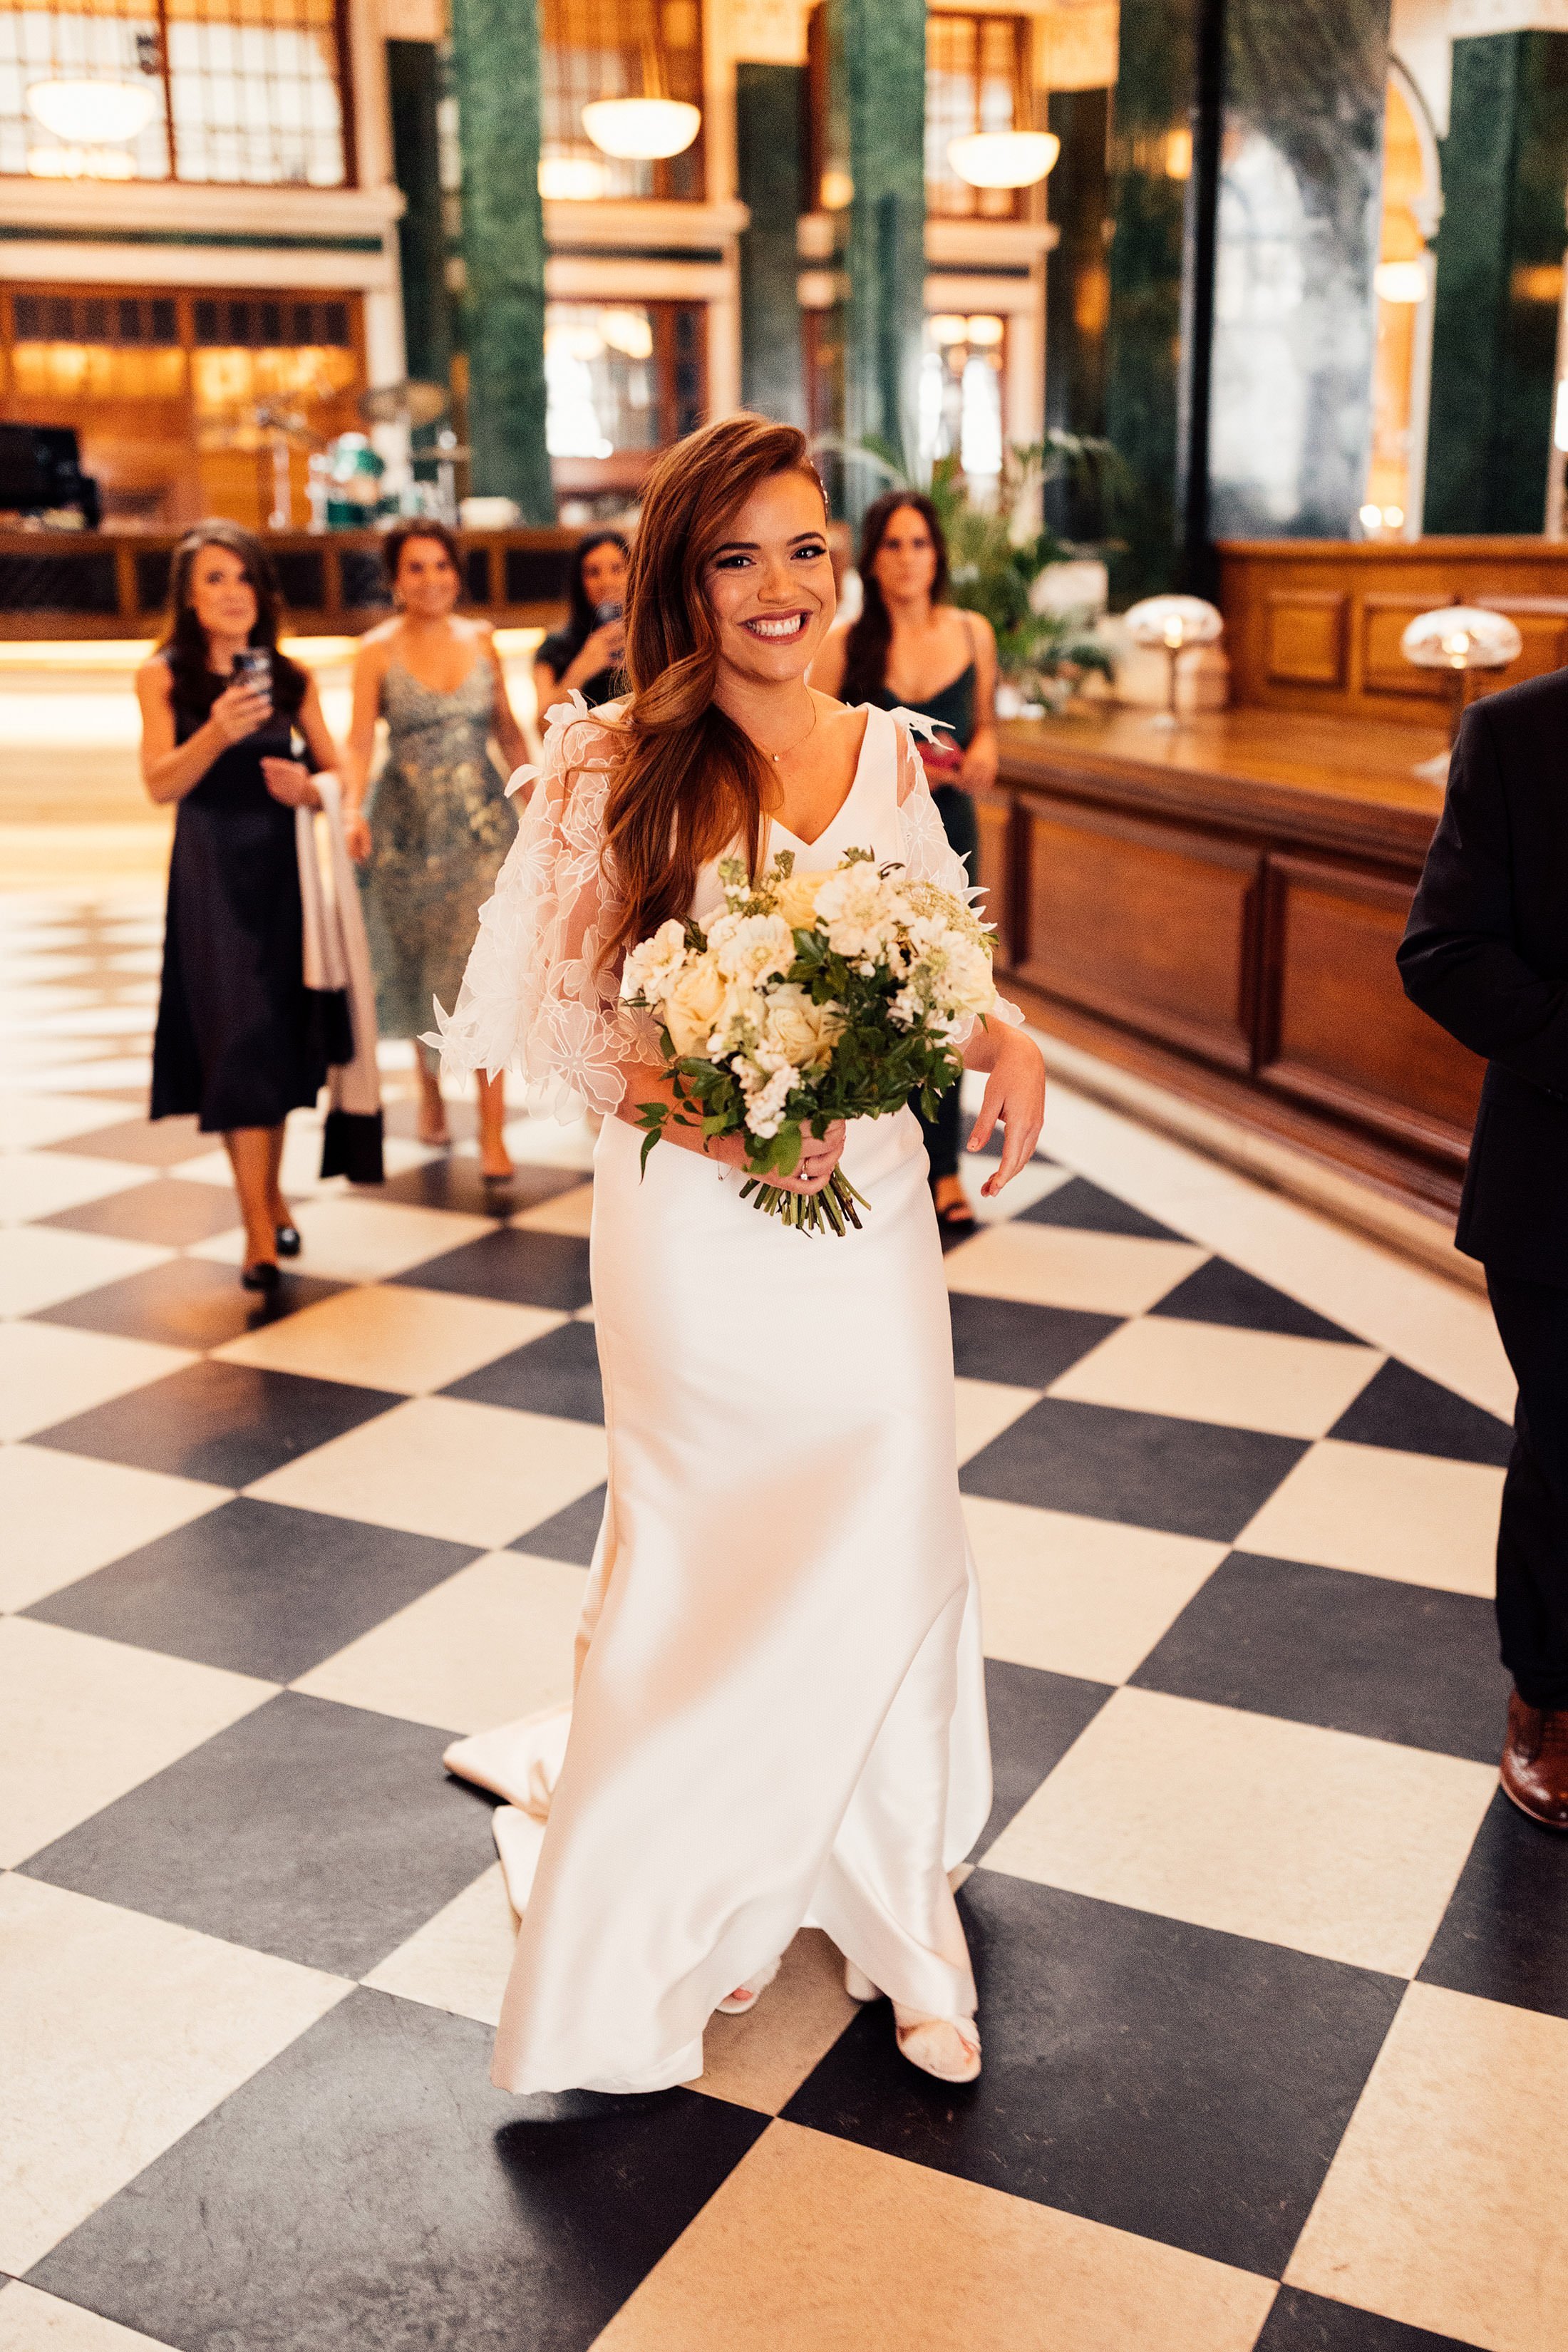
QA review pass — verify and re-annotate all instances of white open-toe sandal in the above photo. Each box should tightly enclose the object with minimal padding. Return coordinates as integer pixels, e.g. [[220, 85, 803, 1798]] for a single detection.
[[716, 1954, 781, 2016], [843, 1959, 981, 2081]]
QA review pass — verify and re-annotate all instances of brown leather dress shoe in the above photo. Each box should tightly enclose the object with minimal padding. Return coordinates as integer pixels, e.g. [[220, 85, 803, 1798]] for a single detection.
[[1500, 1689, 1568, 1829]]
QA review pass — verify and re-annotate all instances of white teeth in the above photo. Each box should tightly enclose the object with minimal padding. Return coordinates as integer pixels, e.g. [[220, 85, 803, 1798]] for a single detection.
[[748, 615, 805, 638]]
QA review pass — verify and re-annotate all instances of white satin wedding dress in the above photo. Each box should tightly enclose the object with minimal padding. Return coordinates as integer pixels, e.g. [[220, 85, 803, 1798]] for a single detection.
[[430, 696, 1004, 2095]]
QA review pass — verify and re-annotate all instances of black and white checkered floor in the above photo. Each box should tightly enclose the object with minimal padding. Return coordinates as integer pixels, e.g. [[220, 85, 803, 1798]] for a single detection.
[[2, 892, 1563, 2352]]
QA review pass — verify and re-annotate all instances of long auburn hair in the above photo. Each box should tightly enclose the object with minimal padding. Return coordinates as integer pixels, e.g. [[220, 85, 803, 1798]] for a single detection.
[[158, 521, 306, 718], [603, 413, 827, 963], [839, 490, 951, 706]]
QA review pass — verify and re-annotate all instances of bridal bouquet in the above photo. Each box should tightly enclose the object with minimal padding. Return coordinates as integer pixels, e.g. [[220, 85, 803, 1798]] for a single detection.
[[620, 847, 1000, 1234]]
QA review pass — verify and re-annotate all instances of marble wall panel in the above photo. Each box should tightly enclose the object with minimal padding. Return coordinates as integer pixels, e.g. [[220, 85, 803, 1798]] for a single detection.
[[738, 63, 809, 430], [835, 0, 927, 507]]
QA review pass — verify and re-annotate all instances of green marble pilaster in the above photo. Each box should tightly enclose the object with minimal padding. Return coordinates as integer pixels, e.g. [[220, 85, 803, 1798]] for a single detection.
[[387, 40, 453, 396], [1425, 33, 1568, 535], [1104, 0, 1197, 595], [835, 0, 927, 512], [448, 0, 554, 521], [737, 62, 807, 428], [1045, 85, 1111, 540]]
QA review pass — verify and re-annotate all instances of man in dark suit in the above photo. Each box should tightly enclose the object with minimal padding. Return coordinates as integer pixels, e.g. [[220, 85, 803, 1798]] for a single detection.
[[1399, 669, 1568, 1830]]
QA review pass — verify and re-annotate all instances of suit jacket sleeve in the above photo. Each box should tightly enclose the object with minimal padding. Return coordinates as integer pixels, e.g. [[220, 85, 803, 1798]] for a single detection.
[[1397, 700, 1568, 1100]]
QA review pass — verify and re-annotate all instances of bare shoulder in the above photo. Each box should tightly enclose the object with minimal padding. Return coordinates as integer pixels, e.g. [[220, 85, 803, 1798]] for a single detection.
[[458, 614, 495, 645], [956, 604, 996, 651], [135, 653, 172, 696], [355, 620, 399, 661]]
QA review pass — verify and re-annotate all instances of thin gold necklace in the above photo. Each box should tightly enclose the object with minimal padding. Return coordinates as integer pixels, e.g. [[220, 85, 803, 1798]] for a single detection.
[[758, 698, 820, 765]]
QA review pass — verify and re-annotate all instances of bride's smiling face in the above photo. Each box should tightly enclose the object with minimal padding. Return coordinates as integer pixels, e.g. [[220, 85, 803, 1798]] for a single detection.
[[702, 469, 835, 686]]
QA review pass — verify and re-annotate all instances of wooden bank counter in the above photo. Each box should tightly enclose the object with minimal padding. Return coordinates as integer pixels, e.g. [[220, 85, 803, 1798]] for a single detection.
[[982, 706, 1481, 1216]]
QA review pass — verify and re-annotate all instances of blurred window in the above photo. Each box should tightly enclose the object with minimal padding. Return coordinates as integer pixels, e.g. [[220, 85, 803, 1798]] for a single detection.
[[926, 11, 1026, 220], [540, 0, 704, 203]]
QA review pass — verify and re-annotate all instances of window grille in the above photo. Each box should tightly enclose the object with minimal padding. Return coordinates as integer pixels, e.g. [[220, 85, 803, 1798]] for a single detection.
[[0, 0, 351, 185], [540, 0, 703, 202], [926, 12, 1026, 220]]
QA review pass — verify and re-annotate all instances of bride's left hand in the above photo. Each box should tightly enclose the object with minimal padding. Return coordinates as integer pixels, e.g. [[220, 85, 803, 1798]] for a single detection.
[[966, 1028, 1046, 1197]]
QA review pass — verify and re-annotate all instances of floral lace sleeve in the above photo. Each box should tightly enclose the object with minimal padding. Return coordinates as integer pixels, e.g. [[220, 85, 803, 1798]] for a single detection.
[[887, 711, 1023, 1037], [422, 693, 653, 1117]]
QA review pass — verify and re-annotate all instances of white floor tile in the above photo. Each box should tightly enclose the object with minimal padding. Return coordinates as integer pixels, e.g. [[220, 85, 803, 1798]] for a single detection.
[[0, 1876, 349, 2274], [964, 1495, 1227, 1683], [0, 2282, 180, 2352], [0, 1227, 172, 1317], [984, 1686, 1497, 1978], [247, 1394, 608, 1549], [0, 1096, 126, 1152], [362, 1862, 515, 2027], [1238, 1439, 1505, 1598], [215, 1284, 562, 1396], [192, 1195, 494, 1282], [0, 1153, 152, 1226], [1048, 1316, 1384, 1440], [293, 1547, 585, 1732], [512, 1183, 595, 1238], [946, 1221, 1209, 1317], [0, 1321, 195, 1443], [954, 1377, 1041, 1465], [0, 1445, 228, 1613]]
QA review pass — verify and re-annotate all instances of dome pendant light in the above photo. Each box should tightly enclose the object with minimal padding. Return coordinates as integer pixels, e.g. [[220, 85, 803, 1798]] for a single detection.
[[582, 38, 699, 164], [948, 130, 1059, 190], [26, 77, 158, 146]]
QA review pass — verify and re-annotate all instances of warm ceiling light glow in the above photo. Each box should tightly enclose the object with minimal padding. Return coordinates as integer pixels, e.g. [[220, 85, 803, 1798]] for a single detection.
[[1165, 127, 1193, 180], [538, 155, 607, 200], [27, 143, 137, 178], [1373, 259, 1428, 304], [928, 313, 968, 346], [599, 307, 653, 359], [1358, 502, 1383, 530], [582, 97, 700, 161], [964, 314, 1005, 347], [26, 76, 157, 145], [819, 168, 854, 211], [947, 130, 1059, 190]]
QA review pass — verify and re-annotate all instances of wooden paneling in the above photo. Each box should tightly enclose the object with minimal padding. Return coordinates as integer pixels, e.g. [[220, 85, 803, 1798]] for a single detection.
[[1017, 800, 1259, 1071], [1266, 590, 1346, 686], [1258, 857, 1482, 1163], [1220, 537, 1568, 719], [971, 788, 1016, 961]]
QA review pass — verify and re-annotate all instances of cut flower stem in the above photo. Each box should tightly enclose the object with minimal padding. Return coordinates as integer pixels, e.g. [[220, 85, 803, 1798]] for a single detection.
[[738, 1167, 869, 1236]]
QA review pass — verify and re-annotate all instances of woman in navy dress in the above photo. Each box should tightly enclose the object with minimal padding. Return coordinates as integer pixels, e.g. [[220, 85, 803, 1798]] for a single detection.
[[813, 492, 999, 1237], [138, 523, 341, 1291]]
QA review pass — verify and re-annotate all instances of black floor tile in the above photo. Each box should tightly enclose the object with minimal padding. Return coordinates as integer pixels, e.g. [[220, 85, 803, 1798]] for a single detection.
[[1255, 2287, 1485, 2351], [393, 1228, 593, 1312], [947, 1291, 1120, 1389], [23, 1693, 499, 1977], [1018, 1175, 1187, 1242], [36, 1359, 397, 1487], [26, 1992, 767, 2352], [1329, 1360, 1514, 1468], [378, 1157, 584, 1218], [970, 1660, 1112, 1862], [34, 1255, 343, 1350], [1149, 1258, 1357, 1344], [47, 1113, 210, 1166], [784, 1874, 1402, 2277], [1419, 1788, 1568, 2021], [961, 1396, 1307, 1542], [24, 1499, 479, 1683], [445, 1319, 604, 1424], [512, 1483, 607, 1566], [1130, 1552, 1512, 1765], [40, 1175, 248, 1246]]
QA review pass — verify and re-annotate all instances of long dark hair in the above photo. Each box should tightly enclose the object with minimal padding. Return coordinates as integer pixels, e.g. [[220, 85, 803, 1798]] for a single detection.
[[564, 529, 631, 651], [158, 521, 306, 718], [602, 413, 826, 964], [382, 517, 463, 597], [840, 491, 951, 706]]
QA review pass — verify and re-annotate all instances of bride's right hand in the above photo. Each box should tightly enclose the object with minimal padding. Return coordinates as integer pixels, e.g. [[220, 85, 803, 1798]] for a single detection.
[[772, 1120, 846, 1196]]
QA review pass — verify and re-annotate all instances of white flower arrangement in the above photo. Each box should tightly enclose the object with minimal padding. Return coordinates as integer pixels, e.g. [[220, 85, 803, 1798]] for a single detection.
[[621, 845, 1001, 1233]]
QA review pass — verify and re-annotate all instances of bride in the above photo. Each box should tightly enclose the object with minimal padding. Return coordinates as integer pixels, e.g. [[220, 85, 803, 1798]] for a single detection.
[[430, 413, 1045, 2093]]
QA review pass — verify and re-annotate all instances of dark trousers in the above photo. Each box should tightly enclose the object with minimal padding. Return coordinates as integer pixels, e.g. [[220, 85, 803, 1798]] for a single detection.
[[917, 783, 979, 1185], [1486, 1268, 1568, 1709]]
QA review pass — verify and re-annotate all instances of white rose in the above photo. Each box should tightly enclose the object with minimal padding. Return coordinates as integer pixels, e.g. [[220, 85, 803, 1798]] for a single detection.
[[763, 984, 845, 1072], [664, 959, 731, 1058], [773, 872, 825, 931]]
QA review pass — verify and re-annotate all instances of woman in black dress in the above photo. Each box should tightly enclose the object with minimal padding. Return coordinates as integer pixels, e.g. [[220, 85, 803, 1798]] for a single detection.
[[138, 522, 340, 1291], [813, 492, 999, 1237], [532, 530, 630, 716]]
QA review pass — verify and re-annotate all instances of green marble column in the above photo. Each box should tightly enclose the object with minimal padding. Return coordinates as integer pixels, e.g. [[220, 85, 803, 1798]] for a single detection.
[[835, 0, 926, 513], [1104, 0, 1197, 596], [387, 40, 453, 396], [1425, 33, 1568, 535], [448, 0, 554, 521], [737, 63, 807, 428], [1045, 86, 1111, 540]]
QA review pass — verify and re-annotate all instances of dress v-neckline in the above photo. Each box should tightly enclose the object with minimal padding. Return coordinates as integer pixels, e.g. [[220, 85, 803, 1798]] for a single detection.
[[390, 653, 485, 701], [768, 705, 879, 852]]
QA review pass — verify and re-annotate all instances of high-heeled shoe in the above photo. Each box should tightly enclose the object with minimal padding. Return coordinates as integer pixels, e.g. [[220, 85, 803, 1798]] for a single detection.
[[842, 1961, 981, 2081], [716, 1954, 781, 2016], [274, 1224, 301, 1258], [241, 1260, 280, 1294]]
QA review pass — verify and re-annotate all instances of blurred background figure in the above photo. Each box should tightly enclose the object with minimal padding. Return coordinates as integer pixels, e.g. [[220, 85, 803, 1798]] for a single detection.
[[532, 530, 631, 717], [342, 520, 530, 1180], [813, 491, 998, 1238], [138, 522, 336, 1293]]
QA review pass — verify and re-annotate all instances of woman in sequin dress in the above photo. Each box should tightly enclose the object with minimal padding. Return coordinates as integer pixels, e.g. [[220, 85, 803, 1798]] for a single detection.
[[343, 521, 530, 1178]]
